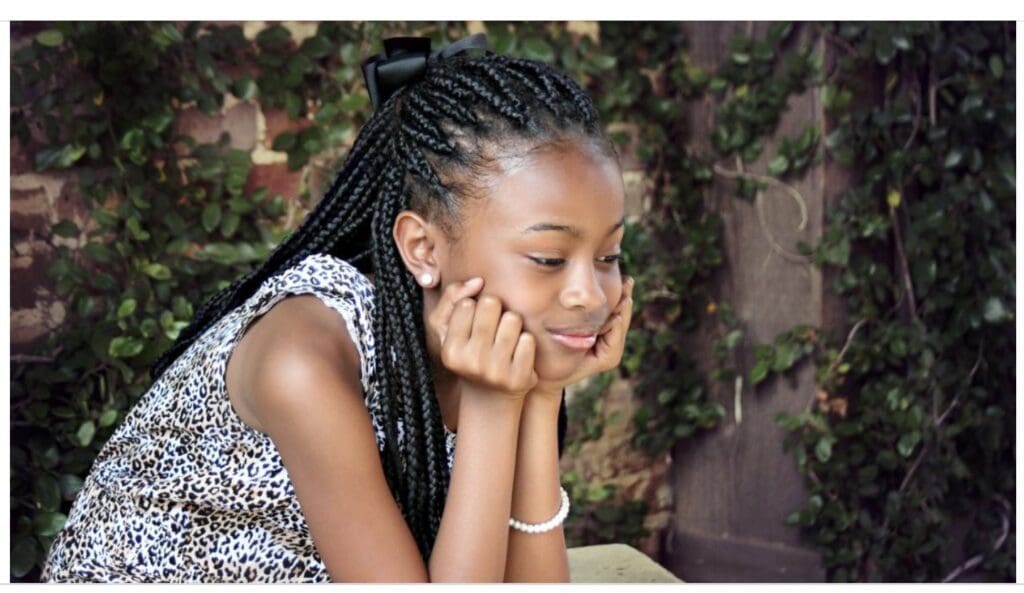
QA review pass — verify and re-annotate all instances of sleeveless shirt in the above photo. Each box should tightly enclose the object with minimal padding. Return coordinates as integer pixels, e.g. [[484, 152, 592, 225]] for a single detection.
[[40, 253, 457, 582]]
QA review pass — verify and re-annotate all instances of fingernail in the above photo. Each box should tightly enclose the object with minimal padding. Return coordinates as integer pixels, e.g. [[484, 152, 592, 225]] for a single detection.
[[466, 276, 483, 287]]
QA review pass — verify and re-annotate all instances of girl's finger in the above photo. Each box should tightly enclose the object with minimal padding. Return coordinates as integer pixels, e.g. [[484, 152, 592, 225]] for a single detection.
[[619, 276, 634, 308], [596, 296, 633, 361], [468, 294, 503, 349], [491, 310, 523, 365], [445, 297, 477, 351], [429, 277, 483, 345], [510, 331, 537, 384]]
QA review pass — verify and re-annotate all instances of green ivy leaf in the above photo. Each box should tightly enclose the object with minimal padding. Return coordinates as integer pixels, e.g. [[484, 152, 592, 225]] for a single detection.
[[989, 54, 1004, 78], [201, 204, 223, 233], [33, 511, 67, 537], [284, 92, 303, 119], [142, 262, 172, 280], [585, 484, 612, 502], [592, 54, 617, 70], [943, 148, 964, 169], [117, 298, 137, 319], [11, 535, 40, 578], [172, 296, 193, 320], [59, 473, 84, 498], [98, 409, 119, 428], [897, 431, 921, 458], [522, 38, 555, 63], [35, 145, 87, 170], [272, 131, 296, 152], [983, 297, 1008, 323], [300, 34, 332, 58], [232, 76, 259, 101], [256, 24, 292, 50], [823, 237, 851, 267], [815, 436, 833, 463], [34, 474, 61, 512], [36, 29, 64, 47], [750, 359, 770, 385], [151, 23, 183, 49], [140, 318, 159, 338], [108, 336, 144, 359], [120, 128, 145, 153], [874, 36, 897, 64], [83, 241, 115, 263], [731, 51, 751, 65], [125, 217, 150, 242], [767, 154, 790, 176], [51, 219, 80, 238], [76, 420, 96, 447], [772, 342, 800, 371], [221, 211, 241, 238]]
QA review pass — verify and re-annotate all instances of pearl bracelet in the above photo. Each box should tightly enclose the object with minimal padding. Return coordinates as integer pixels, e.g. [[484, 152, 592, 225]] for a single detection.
[[508, 486, 570, 534]]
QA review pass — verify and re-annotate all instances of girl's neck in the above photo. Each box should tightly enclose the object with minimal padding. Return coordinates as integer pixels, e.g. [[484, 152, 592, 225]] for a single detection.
[[368, 271, 459, 432], [431, 357, 461, 433]]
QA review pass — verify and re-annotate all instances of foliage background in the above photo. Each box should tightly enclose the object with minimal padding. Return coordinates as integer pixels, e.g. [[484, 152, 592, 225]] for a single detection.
[[10, 21, 1015, 582]]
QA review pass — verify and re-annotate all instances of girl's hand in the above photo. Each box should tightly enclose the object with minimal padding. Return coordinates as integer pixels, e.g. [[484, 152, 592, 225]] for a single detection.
[[533, 275, 635, 398], [427, 278, 539, 402]]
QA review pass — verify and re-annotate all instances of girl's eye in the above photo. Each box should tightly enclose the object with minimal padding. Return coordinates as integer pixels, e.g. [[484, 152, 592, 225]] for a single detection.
[[528, 257, 565, 268], [527, 254, 623, 268]]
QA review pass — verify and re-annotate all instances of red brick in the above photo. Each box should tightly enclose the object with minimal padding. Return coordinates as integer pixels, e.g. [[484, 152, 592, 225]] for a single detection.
[[11, 186, 49, 232], [53, 173, 91, 232], [11, 135, 32, 175], [11, 241, 55, 310], [245, 163, 303, 201], [222, 102, 258, 151], [174, 101, 258, 155], [263, 108, 312, 149]]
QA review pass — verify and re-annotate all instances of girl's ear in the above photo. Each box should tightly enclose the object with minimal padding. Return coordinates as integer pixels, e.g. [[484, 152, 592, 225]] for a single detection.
[[392, 210, 446, 288]]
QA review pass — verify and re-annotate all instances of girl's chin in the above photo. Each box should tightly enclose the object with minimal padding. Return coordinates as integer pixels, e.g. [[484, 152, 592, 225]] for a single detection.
[[534, 351, 587, 382]]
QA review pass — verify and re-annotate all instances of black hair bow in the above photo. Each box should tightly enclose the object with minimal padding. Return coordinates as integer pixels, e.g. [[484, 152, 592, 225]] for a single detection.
[[361, 32, 491, 112]]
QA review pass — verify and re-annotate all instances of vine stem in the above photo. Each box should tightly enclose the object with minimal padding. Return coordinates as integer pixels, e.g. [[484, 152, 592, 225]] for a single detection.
[[902, 79, 922, 152], [928, 73, 958, 127], [713, 158, 813, 264], [888, 201, 919, 323], [941, 494, 1012, 582], [879, 342, 985, 536], [815, 23, 857, 57], [935, 342, 984, 428], [806, 317, 869, 413], [11, 354, 56, 364]]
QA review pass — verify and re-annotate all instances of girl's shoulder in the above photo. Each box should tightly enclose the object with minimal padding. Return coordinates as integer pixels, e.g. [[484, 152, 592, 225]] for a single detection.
[[226, 253, 379, 428]]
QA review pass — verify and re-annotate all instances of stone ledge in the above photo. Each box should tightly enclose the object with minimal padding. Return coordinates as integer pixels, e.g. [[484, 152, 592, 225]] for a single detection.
[[568, 543, 682, 583]]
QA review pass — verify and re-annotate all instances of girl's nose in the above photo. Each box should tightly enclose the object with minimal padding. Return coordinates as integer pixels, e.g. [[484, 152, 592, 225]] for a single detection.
[[560, 263, 607, 312]]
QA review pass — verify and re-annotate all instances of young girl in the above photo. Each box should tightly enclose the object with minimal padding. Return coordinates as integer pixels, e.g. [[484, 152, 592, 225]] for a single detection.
[[40, 32, 634, 583]]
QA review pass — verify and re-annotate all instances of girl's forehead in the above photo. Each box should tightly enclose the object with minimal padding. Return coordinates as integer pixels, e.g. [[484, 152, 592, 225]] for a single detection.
[[468, 147, 624, 235]]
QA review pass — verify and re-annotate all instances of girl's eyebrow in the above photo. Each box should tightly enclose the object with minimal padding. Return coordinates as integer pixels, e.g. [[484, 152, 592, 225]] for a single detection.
[[521, 217, 625, 239]]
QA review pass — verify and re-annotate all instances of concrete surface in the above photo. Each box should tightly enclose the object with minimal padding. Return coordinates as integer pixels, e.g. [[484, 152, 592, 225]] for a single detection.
[[567, 543, 682, 583]]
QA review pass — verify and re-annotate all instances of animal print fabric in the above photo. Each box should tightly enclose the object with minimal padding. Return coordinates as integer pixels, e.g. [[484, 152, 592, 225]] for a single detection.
[[41, 253, 456, 582]]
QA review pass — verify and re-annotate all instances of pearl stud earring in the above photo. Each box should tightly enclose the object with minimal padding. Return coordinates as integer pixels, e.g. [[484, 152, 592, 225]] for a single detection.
[[419, 272, 433, 286]]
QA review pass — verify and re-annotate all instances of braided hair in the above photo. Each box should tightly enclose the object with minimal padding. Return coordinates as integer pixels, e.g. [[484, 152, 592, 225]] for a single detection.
[[150, 50, 616, 562]]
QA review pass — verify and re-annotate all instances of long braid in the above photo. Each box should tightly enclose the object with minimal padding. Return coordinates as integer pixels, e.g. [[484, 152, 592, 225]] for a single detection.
[[149, 49, 614, 564]]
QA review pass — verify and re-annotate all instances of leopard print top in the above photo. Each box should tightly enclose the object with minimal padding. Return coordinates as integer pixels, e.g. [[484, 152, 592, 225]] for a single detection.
[[41, 253, 457, 582]]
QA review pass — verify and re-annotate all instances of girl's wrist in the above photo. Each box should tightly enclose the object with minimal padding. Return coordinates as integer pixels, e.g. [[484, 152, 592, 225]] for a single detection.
[[459, 383, 527, 415], [527, 379, 564, 401], [523, 386, 564, 414]]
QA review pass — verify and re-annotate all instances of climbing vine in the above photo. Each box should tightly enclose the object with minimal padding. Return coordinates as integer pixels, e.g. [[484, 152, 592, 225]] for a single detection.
[[768, 22, 1016, 581], [10, 21, 1014, 582]]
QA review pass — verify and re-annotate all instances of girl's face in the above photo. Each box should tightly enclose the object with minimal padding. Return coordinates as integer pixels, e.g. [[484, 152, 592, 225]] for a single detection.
[[441, 143, 626, 382]]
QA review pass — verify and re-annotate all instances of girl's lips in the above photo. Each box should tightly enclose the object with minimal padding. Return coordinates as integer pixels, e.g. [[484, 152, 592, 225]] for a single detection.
[[547, 331, 597, 351]]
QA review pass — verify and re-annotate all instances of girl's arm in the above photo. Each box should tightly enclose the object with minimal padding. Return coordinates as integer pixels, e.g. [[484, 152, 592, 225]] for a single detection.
[[503, 389, 571, 582], [247, 296, 528, 582], [429, 387, 524, 581]]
